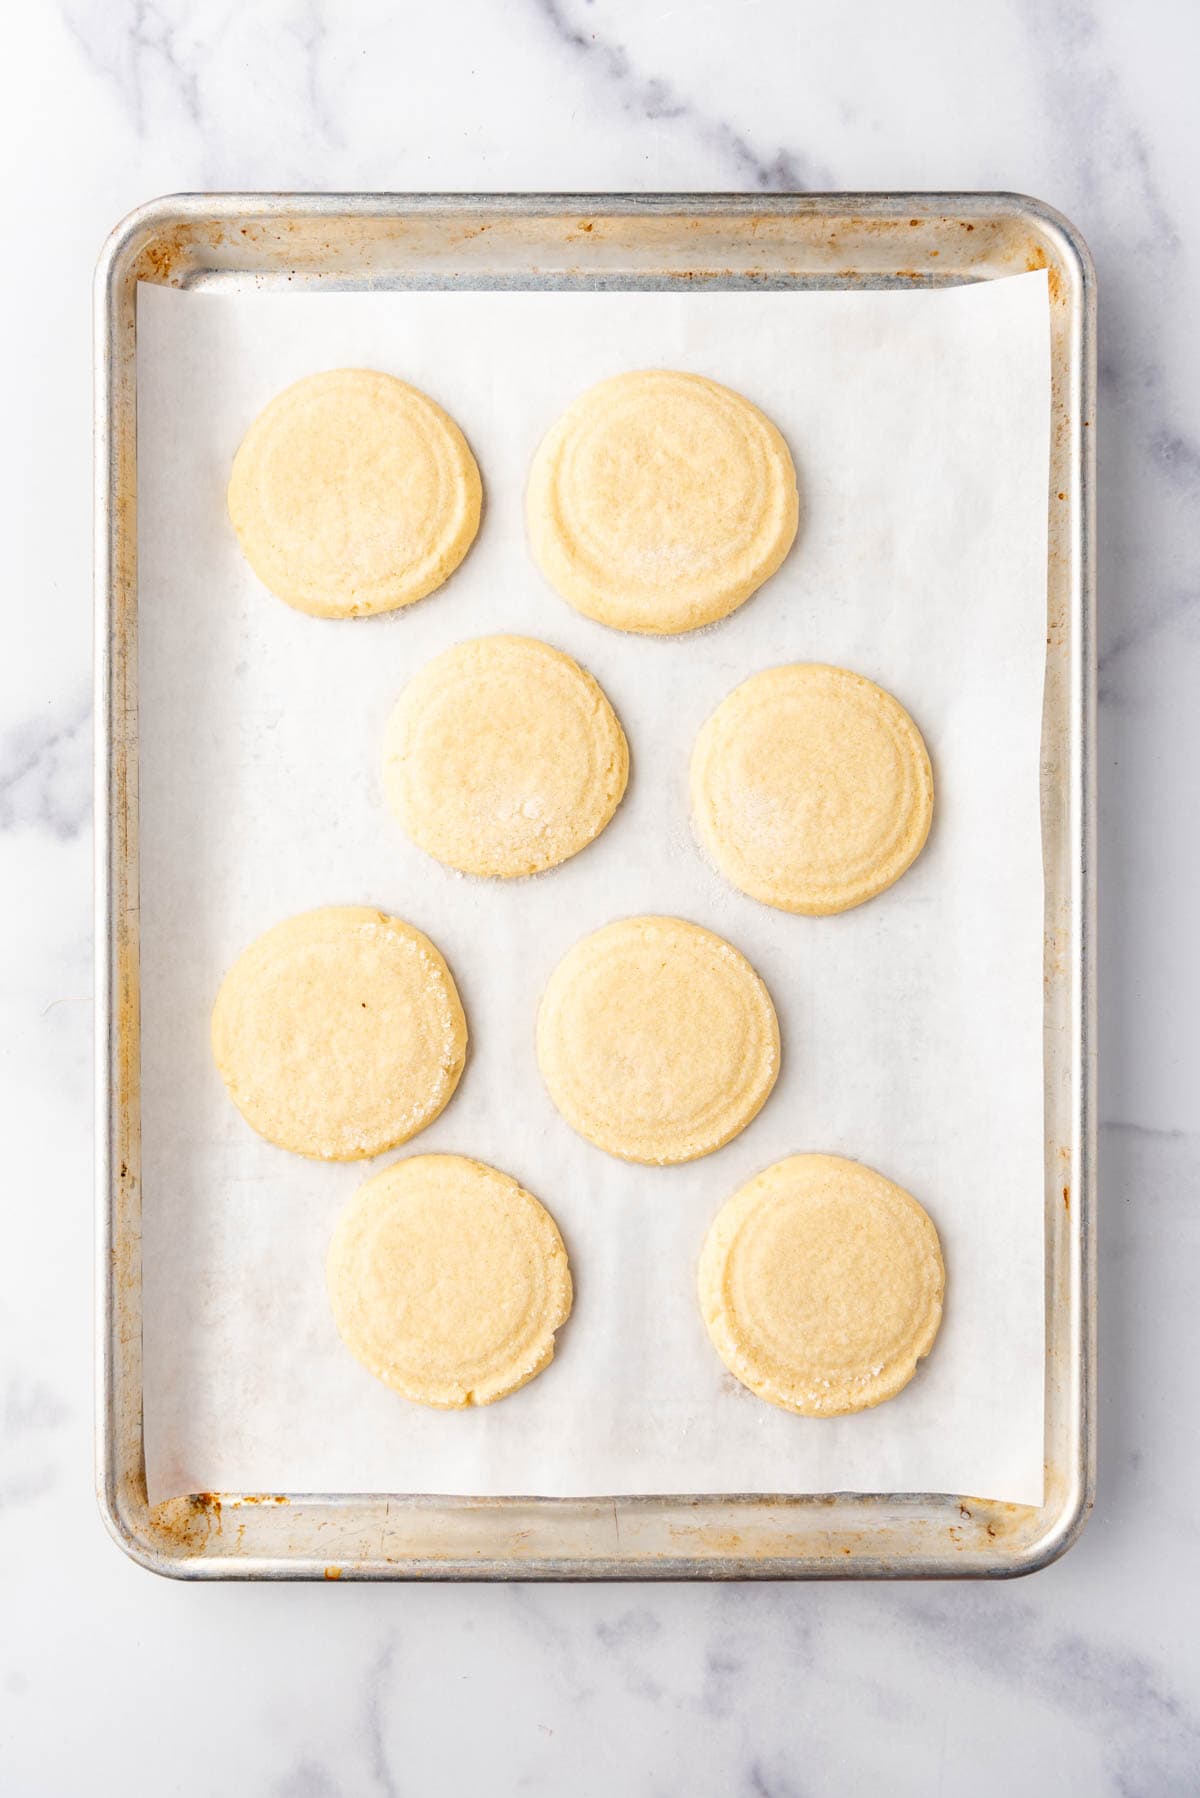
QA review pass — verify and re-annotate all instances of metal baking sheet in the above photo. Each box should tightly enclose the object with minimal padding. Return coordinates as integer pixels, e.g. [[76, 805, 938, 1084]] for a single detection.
[[95, 192, 1096, 1579]]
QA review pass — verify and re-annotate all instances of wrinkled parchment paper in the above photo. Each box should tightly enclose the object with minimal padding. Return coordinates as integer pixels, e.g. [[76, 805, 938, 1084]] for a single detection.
[[137, 274, 1049, 1505]]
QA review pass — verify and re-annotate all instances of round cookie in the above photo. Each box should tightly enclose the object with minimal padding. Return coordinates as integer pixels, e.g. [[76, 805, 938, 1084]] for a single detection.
[[327, 1154, 573, 1407], [211, 906, 467, 1160], [228, 368, 481, 618], [383, 635, 629, 878], [536, 915, 779, 1165], [527, 370, 799, 635], [691, 662, 933, 915], [699, 1153, 945, 1417]]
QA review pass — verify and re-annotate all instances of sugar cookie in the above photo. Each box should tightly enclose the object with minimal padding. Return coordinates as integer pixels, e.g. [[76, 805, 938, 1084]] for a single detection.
[[691, 662, 933, 914], [527, 370, 798, 634], [536, 915, 779, 1165], [228, 369, 481, 617], [699, 1153, 944, 1416], [327, 1154, 572, 1407], [383, 635, 628, 877], [211, 906, 467, 1160]]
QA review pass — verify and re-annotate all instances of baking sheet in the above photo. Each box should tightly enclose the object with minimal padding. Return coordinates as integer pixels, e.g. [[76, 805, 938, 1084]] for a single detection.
[[137, 274, 1049, 1508]]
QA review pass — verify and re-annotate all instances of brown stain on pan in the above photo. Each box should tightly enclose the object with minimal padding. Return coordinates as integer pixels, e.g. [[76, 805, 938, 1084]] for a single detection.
[[134, 222, 226, 286], [146, 1491, 294, 1556], [136, 232, 191, 285], [1024, 243, 1065, 305], [148, 1491, 224, 1552]]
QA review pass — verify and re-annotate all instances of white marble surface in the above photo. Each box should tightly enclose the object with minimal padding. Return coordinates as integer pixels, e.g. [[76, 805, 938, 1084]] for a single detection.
[[2, 0, 1198, 1791]]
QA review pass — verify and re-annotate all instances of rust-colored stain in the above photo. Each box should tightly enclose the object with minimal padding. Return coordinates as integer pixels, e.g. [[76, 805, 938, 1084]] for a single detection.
[[149, 1490, 225, 1552], [667, 1528, 746, 1556], [324, 1566, 343, 1580], [135, 226, 203, 286], [1063, 1184, 1071, 1212], [448, 223, 495, 246], [843, 216, 940, 240], [241, 1493, 290, 1505], [137, 236, 183, 284], [1024, 244, 1064, 304]]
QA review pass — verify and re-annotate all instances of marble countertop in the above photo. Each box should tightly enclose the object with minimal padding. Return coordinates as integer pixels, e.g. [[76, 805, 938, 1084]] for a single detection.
[[3, 1, 1198, 1792]]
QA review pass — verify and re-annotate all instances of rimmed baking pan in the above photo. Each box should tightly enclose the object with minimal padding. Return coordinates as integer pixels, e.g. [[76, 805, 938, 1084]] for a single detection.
[[95, 192, 1095, 1578]]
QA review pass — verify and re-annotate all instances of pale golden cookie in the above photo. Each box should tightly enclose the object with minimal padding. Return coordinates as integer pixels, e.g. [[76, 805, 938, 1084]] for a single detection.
[[327, 1154, 572, 1407], [527, 370, 799, 635], [211, 906, 467, 1160], [699, 1153, 945, 1416], [691, 662, 933, 915], [228, 369, 481, 618], [383, 635, 628, 878], [536, 916, 779, 1165]]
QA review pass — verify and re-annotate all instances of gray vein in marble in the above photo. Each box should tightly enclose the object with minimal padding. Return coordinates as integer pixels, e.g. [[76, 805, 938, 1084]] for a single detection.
[[0, 698, 91, 841], [3, 1376, 69, 1438], [699, 1645, 743, 1720], [60, 0, 204, 136], [747, 1761, 807, 1798], [0, 1377, 70, 1512], [530, 0, 835, 189], [1150, 428, 1200, 492], [595, 1607, 662, 1651], [507, 1586, 597, 1703], [362, 1639, 400, 1798], [1017, 0, 1178, 253], [273, 1761, 344, 1798], [1099, 357, 1200, 505], [903, 1589, 1200, 1794], [1098, 584, 1200, 692], [1102, 1119, 1196, 1142], [1015, 0, 1199, 693], [286, 0, 345, 150], [595, 1609, 665, 1703], [0, 1466, 58, 1509], [1094, 357, 1200, 684]]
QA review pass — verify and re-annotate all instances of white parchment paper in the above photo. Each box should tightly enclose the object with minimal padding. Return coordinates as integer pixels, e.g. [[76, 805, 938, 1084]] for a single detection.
[[137, 274, 1049, 1507]]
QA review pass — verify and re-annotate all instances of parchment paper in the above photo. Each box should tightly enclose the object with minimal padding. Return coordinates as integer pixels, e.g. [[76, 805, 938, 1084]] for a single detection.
[[137, 273, 1049, 1507]]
